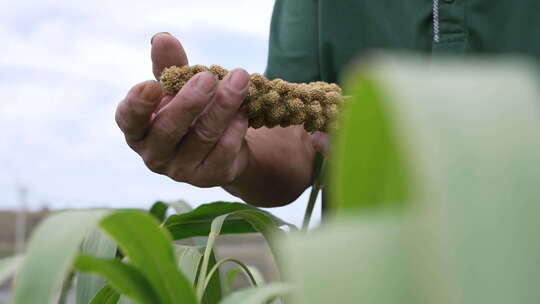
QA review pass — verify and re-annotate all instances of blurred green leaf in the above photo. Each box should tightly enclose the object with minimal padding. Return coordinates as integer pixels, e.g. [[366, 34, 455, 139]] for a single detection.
[[218, 283, 292, 304], [74, 254, 160, 304], [200, 250, 222, 304], [89, 285, 120, 304], [164, 202, 292, 270], [0, 255, 22, 286], [149, 201, 169, 222], [246, 266, 265, 286], [100, 211, 197, 304], [12, 209, 197, 304], [281, 217, 421, 304], [223, 268, 242, 295], [76, 229, 117, 304], [12, 209, 112, 304], [331, 64, 412, 213], [193, 206, 288, 301], [320, 54, 540, 303], [174, 245, 203, 285], [150, 200, 193, 223], [58, 272, 75, 304]]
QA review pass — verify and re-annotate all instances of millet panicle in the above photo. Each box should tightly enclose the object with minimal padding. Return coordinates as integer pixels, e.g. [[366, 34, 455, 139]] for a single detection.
[[159, 64, 344, 132]]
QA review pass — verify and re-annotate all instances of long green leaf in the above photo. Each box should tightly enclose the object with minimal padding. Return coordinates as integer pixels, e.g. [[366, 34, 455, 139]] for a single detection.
[[173, 244, 223, 304], [149, 201, 169, 222], [174, 245, 203, 285], [99, 211, 197, 304], [199, 250, 222, 304], [281, 217, 420, 304], [12, 209, 112, 304], [150, 200, 194, 223], [89, 285, 120, 304], [196, 210, 282, 300], [196, 214, 228, 300], [325, 54, 540, 303], [163, 202, 294, 240], [0, 255, 22, 286], [218, 283, 292, 304], [165, 202, 289, 266], [74, 254, 160, 304], [331, 62, 412, 213], [223, 268, 241, 295], [76, 229, 117, 304]]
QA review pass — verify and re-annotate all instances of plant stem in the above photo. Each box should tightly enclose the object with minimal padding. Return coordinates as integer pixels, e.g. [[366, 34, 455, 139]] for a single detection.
[[302, 153, 326, 231]]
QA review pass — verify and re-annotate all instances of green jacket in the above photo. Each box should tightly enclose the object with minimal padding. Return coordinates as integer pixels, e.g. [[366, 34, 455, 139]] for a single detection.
[[264, 0, 540, 212], [265, 0, 540, 83]]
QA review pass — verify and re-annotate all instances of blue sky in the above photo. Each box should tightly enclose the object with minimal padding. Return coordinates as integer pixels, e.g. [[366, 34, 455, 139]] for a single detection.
[[0, 0, 321, 225]]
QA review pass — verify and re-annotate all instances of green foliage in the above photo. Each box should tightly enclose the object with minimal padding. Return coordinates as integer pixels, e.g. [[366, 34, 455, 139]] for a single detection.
[[299, 55, 540, 303], [89, 286, 120, 304], [5, 54, 540, 304], [218, 283, 292, 304], [74, 255, 160, 304], [76, 229, 117, 304], [13, 209, 112, 304], [0, 255, 22, 287], [163, 202, 293, 240]]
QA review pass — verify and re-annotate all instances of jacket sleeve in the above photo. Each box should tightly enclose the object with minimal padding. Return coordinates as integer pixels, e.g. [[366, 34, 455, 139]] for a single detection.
[[264, 0, 321, 83]]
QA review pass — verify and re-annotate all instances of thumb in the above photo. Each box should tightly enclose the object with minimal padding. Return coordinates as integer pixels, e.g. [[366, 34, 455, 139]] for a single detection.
[[151, 32, 189, 80]]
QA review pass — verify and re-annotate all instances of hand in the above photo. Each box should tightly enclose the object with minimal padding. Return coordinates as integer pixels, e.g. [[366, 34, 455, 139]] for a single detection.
[[115, 33, 252, 187]]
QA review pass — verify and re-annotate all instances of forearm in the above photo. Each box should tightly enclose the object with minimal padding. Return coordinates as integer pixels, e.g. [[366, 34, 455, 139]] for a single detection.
[[223, 125, 315, 207]]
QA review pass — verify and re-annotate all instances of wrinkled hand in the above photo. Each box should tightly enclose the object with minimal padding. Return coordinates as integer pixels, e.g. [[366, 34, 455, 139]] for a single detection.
[[115, 33, 251, 187]]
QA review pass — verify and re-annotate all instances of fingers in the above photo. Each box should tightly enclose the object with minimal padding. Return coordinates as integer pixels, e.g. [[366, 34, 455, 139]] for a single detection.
[[151, 33, 188, 80], [115, 80, 163, 142], [193, 111, 250, 186], [141, 72, 218, 168], [178, 69, 250, 165]]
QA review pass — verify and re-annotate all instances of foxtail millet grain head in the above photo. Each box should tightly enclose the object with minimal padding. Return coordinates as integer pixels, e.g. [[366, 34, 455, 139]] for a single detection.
[[159, 65, 344, 132]]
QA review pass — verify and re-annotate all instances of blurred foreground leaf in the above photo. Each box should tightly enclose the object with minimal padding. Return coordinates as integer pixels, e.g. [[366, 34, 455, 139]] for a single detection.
[[12, 209, 197, 304], [312, 54, 540, 303], [0, 255, 22, 286], [89, 285, 120, 304], [76, 229, 117, 304]]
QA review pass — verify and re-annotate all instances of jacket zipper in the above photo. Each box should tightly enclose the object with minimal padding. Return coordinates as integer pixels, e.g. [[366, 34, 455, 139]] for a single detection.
[[433, 0, 440, 43]]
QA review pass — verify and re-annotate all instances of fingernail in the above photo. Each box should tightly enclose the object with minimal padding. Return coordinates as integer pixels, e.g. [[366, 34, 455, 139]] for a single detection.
[[151, 32, 171, 45], [194, 72, 218, 94], [227, 69, 250, 90]]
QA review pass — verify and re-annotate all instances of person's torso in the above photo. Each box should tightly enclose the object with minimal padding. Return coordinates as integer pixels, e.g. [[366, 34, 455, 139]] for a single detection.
[[266, 0, 540, 83]]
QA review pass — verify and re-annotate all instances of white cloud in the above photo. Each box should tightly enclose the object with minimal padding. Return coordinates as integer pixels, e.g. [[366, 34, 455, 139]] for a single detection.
[[0, 0, 318, 226]]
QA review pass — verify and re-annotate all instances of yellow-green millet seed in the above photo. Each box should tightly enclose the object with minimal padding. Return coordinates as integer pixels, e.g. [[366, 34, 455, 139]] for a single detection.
[[159, 64, 344, 132]]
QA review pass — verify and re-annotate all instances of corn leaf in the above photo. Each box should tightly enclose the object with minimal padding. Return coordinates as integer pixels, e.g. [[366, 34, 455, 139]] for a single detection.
[[319, 54, 540, 303], [0, 255, 22, 286], [149, 200, 193, 222], [99, 211, 197, 304], [76, 229, 117, 304], [223, 268, 242, 295], [12, 209, 112, 304], [12, 209, 198, 304], [163, 202, 294, 240], [174, 245, 203, 285], [74, 254, 160, 304], [89, 285, 120, 304]]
